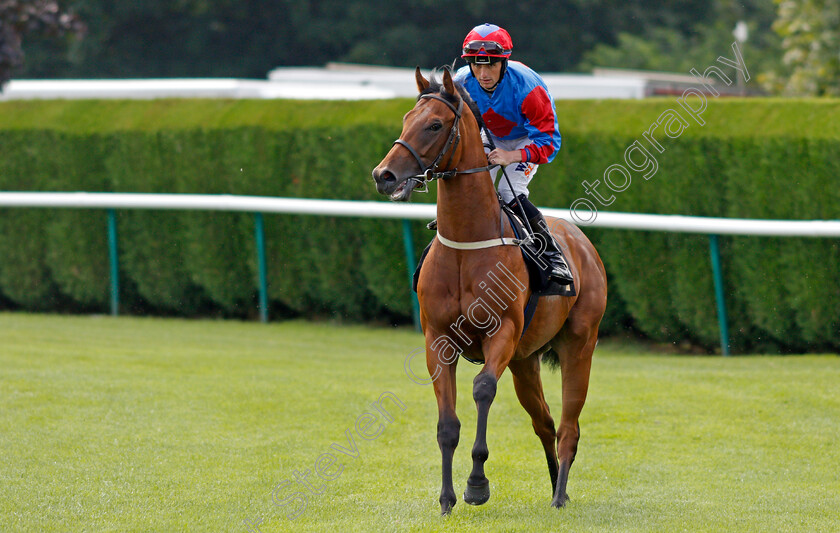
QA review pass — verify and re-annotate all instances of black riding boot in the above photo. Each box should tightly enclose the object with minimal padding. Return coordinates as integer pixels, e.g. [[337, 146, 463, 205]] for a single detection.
[[509, 194, 574, 285], [528, 212, 574, 285]]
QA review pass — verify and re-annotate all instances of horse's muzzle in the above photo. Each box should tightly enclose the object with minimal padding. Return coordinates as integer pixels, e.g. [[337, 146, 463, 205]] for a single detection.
[[372, 166, 396, 192], [372, 167, 415, 201]]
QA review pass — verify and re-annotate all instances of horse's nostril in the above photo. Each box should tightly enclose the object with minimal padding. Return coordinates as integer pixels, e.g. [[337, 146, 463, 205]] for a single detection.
[[379, 170, 396, 183]]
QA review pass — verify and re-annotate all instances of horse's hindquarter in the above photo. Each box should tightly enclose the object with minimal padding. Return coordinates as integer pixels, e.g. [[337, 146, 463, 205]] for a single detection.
[[548, 217, 607, 296], [517, 217, 608, 357]]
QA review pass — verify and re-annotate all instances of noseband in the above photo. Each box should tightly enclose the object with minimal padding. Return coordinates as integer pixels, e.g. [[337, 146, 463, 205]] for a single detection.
[[392, 93, 496, 192]]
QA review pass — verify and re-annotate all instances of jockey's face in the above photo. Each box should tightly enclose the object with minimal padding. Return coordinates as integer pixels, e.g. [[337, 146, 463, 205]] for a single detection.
[[470, 61, 503, 91]]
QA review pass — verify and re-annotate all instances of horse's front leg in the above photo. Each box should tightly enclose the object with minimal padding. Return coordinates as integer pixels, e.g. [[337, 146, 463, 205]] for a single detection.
[[427, 339, 460, 515], [464, 322, 518, 506]]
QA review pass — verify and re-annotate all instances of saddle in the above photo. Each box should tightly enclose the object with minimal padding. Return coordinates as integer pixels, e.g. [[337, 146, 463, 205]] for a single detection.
[[412, 206, 576, 338]]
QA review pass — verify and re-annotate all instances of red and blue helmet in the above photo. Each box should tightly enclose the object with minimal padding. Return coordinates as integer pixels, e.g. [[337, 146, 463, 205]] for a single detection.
[[461, 23, 513, 64]]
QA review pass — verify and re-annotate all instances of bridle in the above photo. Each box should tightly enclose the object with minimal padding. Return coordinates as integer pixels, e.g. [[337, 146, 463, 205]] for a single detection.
[[394, 89, 529, 251], [392, 92, 496, 193]]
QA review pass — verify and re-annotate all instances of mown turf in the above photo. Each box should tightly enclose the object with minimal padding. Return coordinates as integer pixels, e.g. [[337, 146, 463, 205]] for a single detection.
[[0, 313, 838, 532]]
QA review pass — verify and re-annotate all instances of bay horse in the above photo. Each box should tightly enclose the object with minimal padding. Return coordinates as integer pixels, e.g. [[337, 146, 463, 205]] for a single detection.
[[372, 67, 607, 514]]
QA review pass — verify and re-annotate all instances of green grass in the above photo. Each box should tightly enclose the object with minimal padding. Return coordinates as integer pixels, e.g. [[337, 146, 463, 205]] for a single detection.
[[1, 313, 838, 532]]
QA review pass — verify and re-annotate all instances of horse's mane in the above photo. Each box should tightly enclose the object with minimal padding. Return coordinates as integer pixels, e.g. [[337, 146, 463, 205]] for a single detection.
[[419, 66, 486, 131]]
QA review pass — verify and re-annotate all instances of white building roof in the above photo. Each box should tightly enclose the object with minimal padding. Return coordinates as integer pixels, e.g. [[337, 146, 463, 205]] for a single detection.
[[269, 63, 647, 100], [0, 78, 394, 101], [1, 64, 704, 101]]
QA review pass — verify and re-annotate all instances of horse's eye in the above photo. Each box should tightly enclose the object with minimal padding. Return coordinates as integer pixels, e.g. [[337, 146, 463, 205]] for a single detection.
[[429, 122, 443, 132]]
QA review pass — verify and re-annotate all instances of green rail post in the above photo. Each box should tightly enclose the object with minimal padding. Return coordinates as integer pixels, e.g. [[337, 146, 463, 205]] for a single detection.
[[254, 212, 269, 323], [107, 209, 120, 317], [401, 219, 421, 332], [708, 234, 730, 355]]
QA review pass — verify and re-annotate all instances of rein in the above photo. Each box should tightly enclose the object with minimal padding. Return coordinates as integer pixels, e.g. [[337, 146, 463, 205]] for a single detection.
[[392, 93, 497, 193]]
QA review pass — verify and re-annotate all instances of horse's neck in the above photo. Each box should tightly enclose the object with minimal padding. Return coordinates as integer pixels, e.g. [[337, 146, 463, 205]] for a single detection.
[[435, 145, 501, 243]]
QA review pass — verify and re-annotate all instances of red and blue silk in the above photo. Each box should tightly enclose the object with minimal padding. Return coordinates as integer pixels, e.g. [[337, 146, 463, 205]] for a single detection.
[[455, 61, 561, 165]]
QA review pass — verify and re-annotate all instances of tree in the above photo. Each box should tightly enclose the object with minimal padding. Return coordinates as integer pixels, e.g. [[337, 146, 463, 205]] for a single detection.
[[577, 0, 781, 88], [14, 0, 727, 79], [771, 0, 840, 96], [0, 0, 84, 87]]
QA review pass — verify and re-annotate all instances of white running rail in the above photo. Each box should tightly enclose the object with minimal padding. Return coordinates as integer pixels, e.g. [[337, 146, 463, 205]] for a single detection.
[[1, 192, 839, 237], [1, 192, 837, 355]]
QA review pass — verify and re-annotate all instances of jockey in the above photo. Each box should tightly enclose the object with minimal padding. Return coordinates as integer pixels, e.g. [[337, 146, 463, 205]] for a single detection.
[[453, 23, 573, 285]]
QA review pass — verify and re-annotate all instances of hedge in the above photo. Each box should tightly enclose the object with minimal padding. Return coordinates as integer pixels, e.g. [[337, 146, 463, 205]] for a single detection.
[[0, 97, 837, 353]]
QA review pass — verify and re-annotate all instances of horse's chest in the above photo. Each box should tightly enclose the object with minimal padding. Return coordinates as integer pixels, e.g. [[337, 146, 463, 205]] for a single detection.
[[418, 248, 527, 338], [419, 277, 469, 326], [420, 274, 514, 339]]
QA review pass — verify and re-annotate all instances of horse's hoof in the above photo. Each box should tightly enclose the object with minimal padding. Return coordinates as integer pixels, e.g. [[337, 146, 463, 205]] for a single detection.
[[550, 493, 570, 508], [440, 495, 456, 515], [464, 479, 490, 505]]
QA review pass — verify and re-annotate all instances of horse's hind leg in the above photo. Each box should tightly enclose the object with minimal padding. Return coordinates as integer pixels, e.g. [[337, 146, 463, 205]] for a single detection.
[[550, 321, 596, 508], [508, 352, 559, 496]]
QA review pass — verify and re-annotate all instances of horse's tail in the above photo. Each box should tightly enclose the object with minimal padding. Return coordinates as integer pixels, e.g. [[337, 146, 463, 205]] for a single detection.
[[541, 348, 561, 370]]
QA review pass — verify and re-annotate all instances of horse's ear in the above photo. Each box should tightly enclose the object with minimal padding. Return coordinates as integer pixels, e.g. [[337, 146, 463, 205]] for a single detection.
[[442, 68, 457, 97], [415, 67, 430, 93]]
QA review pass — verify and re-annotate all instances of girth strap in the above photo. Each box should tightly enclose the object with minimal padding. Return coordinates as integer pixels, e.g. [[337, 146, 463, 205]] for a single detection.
[[435, 232, 519, 250]]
